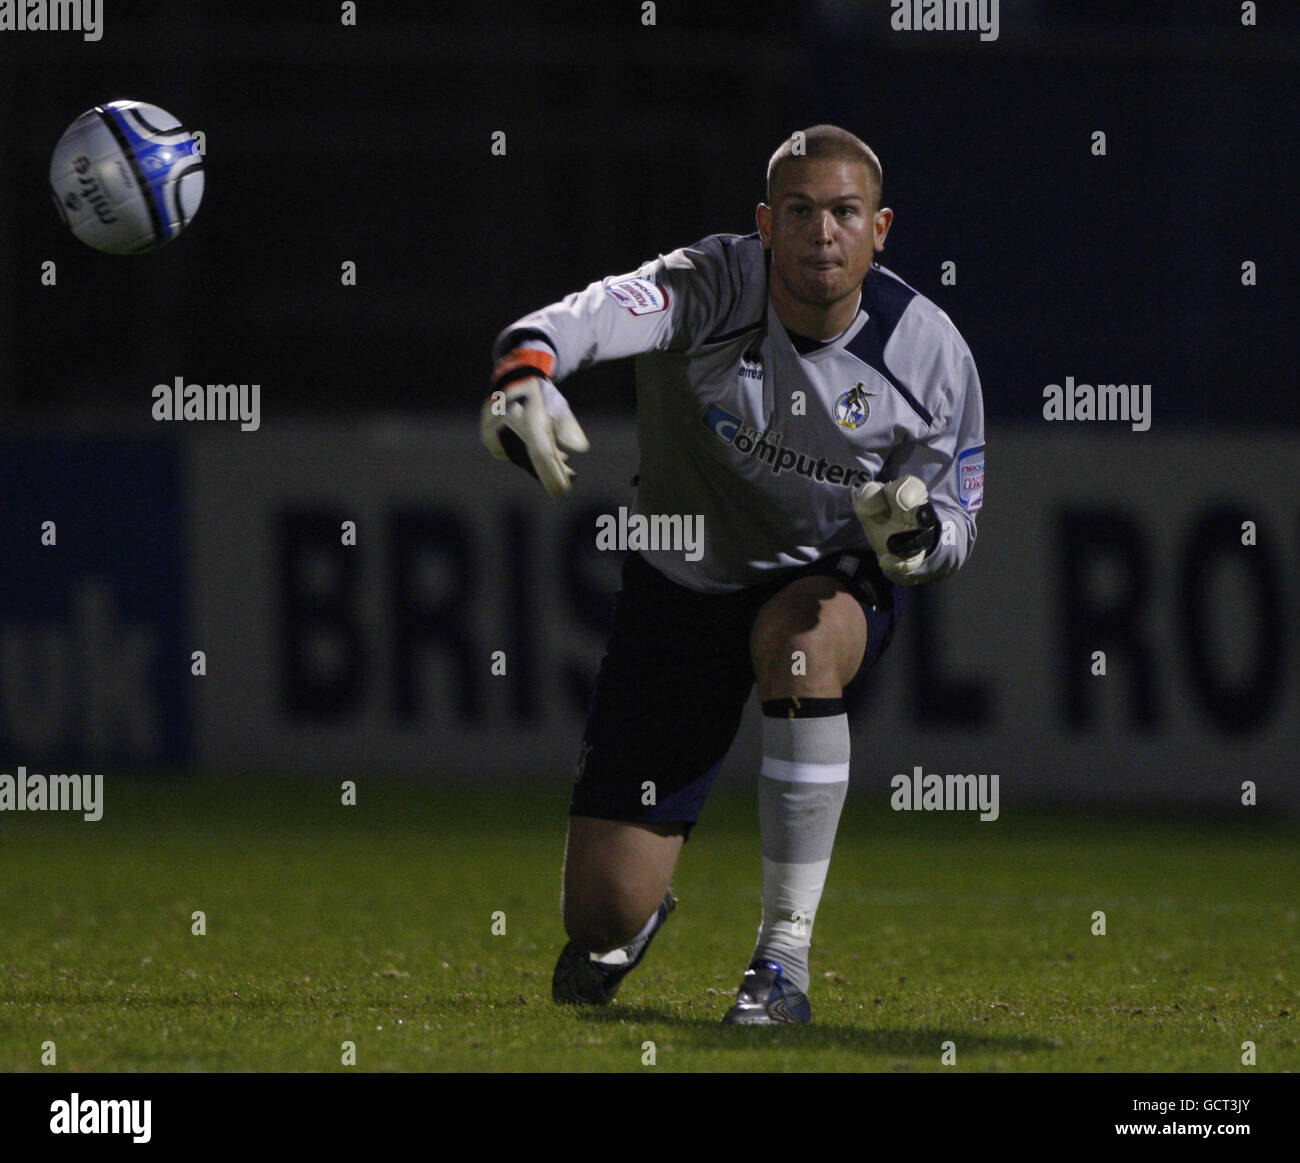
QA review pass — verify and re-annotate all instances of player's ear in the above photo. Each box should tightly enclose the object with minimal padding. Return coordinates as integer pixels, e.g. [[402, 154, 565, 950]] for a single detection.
[[873, 206, 894, 252], [756, 202, 773, 247]]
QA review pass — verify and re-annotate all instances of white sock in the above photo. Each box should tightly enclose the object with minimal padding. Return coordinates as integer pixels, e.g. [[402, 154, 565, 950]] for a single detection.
[[751, 702, 850, 993]]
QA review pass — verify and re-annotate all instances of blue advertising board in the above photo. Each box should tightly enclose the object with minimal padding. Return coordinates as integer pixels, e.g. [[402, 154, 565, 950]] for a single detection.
[[0, 436, 189, 768]]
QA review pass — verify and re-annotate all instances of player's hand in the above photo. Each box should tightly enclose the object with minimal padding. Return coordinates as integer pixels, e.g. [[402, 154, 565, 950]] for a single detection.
[[852, 475, 940, 579], [480, 375, 590, 498]]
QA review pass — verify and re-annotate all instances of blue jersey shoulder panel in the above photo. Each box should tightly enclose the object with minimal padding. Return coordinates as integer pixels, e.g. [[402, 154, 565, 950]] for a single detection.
[[847, 266, 932, 426]]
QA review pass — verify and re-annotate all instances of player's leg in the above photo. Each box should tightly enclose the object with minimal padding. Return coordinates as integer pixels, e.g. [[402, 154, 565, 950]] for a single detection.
[[552, 822, 695, 1011], [552, 552, 757, 1005], [550, 817, 684, 1006], [561, 816, 684, 954], [725, 572, 875, 1024]]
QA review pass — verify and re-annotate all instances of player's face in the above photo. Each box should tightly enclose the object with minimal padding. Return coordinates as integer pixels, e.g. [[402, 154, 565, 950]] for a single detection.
[[757, 159, 891, 330]]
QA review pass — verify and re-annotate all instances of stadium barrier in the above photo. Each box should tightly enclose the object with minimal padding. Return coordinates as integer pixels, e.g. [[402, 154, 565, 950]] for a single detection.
[[3, 422, 1294, 810]]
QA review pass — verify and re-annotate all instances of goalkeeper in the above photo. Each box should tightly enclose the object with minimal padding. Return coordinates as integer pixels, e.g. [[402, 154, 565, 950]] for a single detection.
[[482, 124, 985, 1024]]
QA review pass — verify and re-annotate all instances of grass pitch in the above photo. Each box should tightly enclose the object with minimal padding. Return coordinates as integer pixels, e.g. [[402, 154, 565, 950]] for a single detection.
[[0, 775, 1295, 1073]]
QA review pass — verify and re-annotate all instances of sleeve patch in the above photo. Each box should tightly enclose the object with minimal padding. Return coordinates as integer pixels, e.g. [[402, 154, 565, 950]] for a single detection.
[[957, 444, 984, 510], [603, 277, 668, 315]]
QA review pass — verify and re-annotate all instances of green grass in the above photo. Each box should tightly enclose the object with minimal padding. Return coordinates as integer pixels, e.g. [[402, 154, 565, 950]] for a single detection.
[[0, 775, 1295, 1072]]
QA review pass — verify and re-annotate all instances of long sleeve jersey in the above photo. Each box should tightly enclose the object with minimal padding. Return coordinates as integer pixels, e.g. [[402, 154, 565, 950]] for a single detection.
[[492, 231, 985, 593]]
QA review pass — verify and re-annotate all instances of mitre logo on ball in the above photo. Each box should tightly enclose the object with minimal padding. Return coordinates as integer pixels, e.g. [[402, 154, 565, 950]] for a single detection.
[[49, 99, 205, 254]]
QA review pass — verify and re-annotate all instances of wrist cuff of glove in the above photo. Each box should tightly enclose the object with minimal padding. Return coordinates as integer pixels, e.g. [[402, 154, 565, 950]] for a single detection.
[[490, 344, 557, 392]]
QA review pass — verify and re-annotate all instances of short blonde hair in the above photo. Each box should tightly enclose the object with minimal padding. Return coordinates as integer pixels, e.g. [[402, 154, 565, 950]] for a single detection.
[[766, 125, 882, 209]]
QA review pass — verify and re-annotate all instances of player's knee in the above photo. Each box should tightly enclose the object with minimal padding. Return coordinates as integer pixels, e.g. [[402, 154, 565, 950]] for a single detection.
[[563, 898, 645, 955], [751, 580, 866, 696], [561, 818, 682, 951], [751, 622, 841, 692], [563, 868, 670, 953]]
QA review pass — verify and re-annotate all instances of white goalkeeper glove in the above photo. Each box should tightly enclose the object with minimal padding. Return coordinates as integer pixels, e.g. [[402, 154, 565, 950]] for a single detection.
[[480, 374, 589, 499], [852, 475, 941, 579]]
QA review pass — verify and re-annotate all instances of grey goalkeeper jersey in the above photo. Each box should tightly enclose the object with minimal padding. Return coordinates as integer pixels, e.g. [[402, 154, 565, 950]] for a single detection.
[[493, 232, 985, 593]]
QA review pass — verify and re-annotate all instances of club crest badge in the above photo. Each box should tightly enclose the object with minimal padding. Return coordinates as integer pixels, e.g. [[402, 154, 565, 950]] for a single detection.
[[834, 383, 873, 430]]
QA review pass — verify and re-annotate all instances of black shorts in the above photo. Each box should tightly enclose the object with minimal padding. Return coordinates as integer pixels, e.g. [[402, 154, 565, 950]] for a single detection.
[[569, 550, 903, 834]]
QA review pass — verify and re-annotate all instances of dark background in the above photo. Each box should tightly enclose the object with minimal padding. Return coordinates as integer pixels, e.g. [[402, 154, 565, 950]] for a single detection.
[[1, 0, 1295, 426], [0, 6, 1295, 1092]]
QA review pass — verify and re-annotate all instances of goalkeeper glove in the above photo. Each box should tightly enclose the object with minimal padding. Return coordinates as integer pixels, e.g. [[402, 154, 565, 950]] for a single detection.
[[852, 475, 941, 579], [480, 373, 589, 499]]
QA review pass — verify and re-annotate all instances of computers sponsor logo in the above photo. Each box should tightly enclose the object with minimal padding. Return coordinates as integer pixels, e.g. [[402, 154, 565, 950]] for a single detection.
[[703, 405, 873, 488]]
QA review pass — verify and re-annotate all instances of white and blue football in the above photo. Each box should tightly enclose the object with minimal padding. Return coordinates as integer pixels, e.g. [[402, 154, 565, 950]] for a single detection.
[[50, 99, 205, 254]]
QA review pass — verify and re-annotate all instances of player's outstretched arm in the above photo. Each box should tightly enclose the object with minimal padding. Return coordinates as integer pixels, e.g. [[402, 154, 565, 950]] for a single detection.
[[481, 235, 752, 495]]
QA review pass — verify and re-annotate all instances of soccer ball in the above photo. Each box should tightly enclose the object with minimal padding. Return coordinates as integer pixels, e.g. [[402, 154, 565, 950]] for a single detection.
[[49, 99, 205, 254]]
